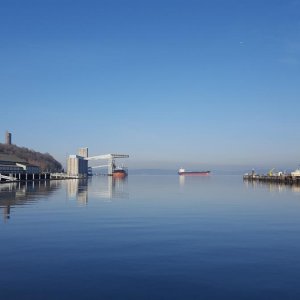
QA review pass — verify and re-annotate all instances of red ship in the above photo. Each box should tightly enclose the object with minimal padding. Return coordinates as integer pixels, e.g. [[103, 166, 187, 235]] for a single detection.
[[178, 168, 210, 176], [112, 168, 128, 178]]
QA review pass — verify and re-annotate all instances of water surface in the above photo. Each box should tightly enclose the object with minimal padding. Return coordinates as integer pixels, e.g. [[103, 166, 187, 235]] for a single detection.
[[1, 175, 300, 299]]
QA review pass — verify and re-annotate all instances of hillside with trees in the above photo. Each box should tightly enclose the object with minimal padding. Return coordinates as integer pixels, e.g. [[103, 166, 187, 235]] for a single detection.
[[0, 143, 62, 172]]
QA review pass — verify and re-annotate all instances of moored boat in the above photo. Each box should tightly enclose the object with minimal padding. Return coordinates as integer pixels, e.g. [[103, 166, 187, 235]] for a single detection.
[[112, 168, 128, 178], [178, 168, 210, 176]]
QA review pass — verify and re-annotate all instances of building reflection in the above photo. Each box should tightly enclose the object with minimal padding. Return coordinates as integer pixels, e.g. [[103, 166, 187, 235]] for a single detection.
[[93, 176, 129, 200], [0, 177, 129, 221], [66, 176, 129, 204], [66, 179, 89, 205], [292, 186, 300, 193], [0, 180, 61, 222], [244, 180, 300, 194]]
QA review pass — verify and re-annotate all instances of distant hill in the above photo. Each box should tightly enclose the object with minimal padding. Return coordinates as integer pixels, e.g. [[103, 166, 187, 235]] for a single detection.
[[0, 143, 62, 172]]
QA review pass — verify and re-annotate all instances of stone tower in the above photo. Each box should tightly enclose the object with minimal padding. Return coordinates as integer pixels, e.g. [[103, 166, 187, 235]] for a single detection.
[[5, 131, 12, 145]]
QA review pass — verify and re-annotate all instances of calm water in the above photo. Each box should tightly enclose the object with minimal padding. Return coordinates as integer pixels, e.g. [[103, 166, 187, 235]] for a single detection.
[[1, 175, 300, 300]]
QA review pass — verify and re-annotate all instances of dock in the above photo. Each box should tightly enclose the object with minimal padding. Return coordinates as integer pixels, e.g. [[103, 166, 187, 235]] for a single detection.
[[243, 174, 300, 185], [0, 172, 80, 184]]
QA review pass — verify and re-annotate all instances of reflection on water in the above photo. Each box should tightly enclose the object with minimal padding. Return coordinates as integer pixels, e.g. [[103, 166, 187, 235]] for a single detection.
[[292, 185, 300, 193], [0, 180, 61, 221], [66, 176, 129, 203], [178, 174, 212, 191], [244, 179, 300, 194], [92, 176, 129, 200], [2, 175, 300, 300], [66, 179, 89, 205], [0, 176, 129, 221], [179, 175, 185, 187]]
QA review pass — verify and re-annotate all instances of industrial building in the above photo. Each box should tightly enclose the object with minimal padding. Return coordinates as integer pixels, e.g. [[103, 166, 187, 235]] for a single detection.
[[0, 154, 41, 182], [0, 154, 40, 173], [66, 148, 89, 178], [66, 147, 129, 178], [78, 147, 88, 158], [67, 155, 88, 178]]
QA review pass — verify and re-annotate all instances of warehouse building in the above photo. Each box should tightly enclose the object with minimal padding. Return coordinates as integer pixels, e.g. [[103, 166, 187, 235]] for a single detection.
[[0, 154, 40, 182], [0, 154, 40, 173]]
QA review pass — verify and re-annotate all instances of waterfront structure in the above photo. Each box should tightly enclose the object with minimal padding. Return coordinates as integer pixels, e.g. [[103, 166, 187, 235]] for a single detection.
[[291, 169, 300, 177], [243, 172, 300, 185], [78, 147, 88, 158], [66, 147, 89, 178], [0, 161, 23, 173], [0, 154, 40, 173], [67, 155, 88, 178], [0, 154, 41, 182], [5, 131, 12, 145], [16, 163, 40, 174], [67, 150, 129, 177], [86, 154, 129, 176]]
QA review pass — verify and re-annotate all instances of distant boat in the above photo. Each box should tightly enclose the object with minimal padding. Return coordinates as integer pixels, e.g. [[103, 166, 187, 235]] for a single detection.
[[178, 168, 210, 176]]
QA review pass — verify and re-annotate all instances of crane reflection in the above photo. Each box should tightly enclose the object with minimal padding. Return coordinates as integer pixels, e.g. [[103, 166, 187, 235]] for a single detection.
[[66, 176, 129, 204]]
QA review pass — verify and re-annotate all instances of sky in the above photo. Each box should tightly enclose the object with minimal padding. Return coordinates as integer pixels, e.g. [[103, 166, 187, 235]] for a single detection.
[[0, 0, 300, 171]]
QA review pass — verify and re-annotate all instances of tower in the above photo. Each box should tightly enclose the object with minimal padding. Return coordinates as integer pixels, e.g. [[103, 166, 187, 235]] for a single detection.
[[5, 131, 12, 145], [78, 147, 88, 158]]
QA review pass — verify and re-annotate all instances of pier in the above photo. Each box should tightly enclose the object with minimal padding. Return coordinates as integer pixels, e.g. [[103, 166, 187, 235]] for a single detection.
[[243, 174, 300, 185], [0, 172, 51, 183], [0, 172, 84, 183]]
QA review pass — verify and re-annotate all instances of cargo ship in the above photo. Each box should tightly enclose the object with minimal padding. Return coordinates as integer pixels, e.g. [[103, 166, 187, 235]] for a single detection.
[[178, 168, 210, 176], [112, 167, 128, 178]]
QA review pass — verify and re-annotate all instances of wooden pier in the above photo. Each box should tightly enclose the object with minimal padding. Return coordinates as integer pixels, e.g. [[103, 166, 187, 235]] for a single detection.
[[243, 174, 300, 185]]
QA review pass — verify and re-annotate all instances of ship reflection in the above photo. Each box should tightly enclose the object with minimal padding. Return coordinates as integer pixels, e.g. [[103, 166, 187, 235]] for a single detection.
[[0, 180, 61, 222], [179, 175, 185, 187], [94, 176, 129, 200], [66, 176, 129, 204], [179, 174, 210, 188]]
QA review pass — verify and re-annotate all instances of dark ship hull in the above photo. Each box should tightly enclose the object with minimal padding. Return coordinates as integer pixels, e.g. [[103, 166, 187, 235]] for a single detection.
[[178, 169, 210, 176]]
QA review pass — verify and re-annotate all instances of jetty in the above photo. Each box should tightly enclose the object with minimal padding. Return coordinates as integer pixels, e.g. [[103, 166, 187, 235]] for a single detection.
[[243, 169, 300, 185]]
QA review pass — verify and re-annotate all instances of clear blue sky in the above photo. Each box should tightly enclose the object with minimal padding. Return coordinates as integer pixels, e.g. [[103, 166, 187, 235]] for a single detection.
[[1, 0, 299, 170]]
